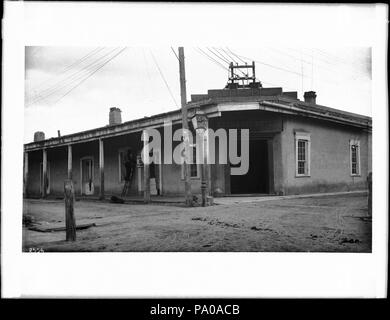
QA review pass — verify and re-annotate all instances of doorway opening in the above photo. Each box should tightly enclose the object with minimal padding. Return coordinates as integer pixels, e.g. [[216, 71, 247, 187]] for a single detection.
[[230, 139, 269, 194], [39, 162, 50, 195], [81, 157, 94, 195]]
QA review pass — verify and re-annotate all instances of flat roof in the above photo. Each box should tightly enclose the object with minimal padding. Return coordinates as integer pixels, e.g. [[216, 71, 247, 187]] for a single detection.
[[24, 89, 372, 152]]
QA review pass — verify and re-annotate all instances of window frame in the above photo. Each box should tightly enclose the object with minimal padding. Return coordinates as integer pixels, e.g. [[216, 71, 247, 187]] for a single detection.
[[295, 131, 311, 177], [79, 156, 94, 196], [349, 139, 361, 176]]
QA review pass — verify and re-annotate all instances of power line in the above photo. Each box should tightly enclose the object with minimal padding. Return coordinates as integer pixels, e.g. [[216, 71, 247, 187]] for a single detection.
[[207, 47, 248, 78], [29, 47, 105, 93], [170, 47, 179, 61], [233, 50, 310, 78], [149, 49, 179, 108], [209, 47, 250, 80], [34, 48, 119, 97], [27, 48, 123, 106], [228, 49, 303, 91], [217, 48, 250, 77], [60, 47, 106, 74], [27, 48, 121, 106], [229, 49, 334, 87], [291, 47, 367, 79], [312, 48, 367, 76], [219, 48, 239, 65], [50, 48, 128, 106], [194, 47, 231, 84], [213, 47, 251, 78], [313, 48, 348, 65], [312, 49, 366, 76], [206, 47, 230, 65], [266, 47, 332, 74], [265, 48, 343, 86], [27, 47, 119, 104], [196, 47, 229, 71], [30, 48, 125, 106], [209, 47, 251, 78], [195, 47, 296, 91], [225, 47, 247, 64]]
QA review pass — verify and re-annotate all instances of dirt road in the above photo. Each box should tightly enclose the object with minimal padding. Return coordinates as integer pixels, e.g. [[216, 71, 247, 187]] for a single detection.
[[23, 192, 371, 252]]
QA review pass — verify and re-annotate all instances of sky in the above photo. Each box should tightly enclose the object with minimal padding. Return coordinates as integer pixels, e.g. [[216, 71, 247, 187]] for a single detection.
[[24, 46, 372, 143]]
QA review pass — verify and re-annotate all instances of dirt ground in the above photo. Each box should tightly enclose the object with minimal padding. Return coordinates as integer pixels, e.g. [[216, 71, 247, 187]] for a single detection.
[[22, 192, 371, 252]]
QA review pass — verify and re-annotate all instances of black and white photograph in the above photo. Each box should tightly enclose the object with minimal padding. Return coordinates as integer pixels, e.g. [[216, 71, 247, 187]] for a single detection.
[[2, 1, 388, 299], [22, 45, 373, 253]]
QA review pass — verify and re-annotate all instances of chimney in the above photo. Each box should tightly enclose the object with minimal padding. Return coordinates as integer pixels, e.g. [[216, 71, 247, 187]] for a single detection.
[[109, 107, 122, 125], [34, 131, 45, 142], [304, 91, 317, 104]]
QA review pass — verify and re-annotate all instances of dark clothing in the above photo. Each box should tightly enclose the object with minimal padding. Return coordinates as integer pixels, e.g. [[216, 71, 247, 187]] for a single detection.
[[150, 162, 155, 179], [124, 158, 136, 181]]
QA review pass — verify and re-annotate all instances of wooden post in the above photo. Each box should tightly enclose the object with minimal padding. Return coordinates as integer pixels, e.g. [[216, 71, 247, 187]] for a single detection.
[[201, 132, 207, 207], [367, 172, 372, 216], [23, 151, 29, 197], [42, 149, 47, 198], [200, 124, 211, 206], [143, 131, 151, 203], [64, 179, 76, 241], [137, 154, 143, 196], [144, 161, 150, 202], [99, 139, 105, 200], [67, 145, 72, 180], [194, 113, 212, 207], [206, 130, 213, 198], [178, 47, 193, 206]]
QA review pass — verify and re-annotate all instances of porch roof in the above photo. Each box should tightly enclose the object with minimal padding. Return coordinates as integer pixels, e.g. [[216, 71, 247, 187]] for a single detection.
[[24, 93, 372, 152]]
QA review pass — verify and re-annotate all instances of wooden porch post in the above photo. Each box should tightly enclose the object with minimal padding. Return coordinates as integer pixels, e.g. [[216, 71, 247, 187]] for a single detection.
[[193, 113, 212, 206], [99, 139, 105, 200], [201, 132, 207, 207], [67, 145, 72, 180], [205, 129, 213, 202], [143, 130, 150, 203], [42, 149, 47, 198], [64, 179, 76, 241], [23, 151, 29, 197], [137, 154, 143, 196]]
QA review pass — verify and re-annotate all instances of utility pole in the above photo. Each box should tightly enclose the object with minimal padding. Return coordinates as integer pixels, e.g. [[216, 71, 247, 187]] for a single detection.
[[178, 47, 193, 206]]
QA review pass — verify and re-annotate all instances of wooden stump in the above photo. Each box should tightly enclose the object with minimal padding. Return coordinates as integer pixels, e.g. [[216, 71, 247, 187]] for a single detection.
[[64, 180, 76, 241]]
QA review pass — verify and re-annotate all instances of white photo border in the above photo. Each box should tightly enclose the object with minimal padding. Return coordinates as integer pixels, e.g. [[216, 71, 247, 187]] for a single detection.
[[2, 2, 388, 298]]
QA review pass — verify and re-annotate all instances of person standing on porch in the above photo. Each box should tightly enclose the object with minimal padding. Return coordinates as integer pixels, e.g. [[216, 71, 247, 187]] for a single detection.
[[121, 149, 136, 197]]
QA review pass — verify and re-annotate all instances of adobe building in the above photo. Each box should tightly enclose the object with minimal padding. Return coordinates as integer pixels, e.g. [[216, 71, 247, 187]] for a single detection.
[[23, 84, 372, 199]]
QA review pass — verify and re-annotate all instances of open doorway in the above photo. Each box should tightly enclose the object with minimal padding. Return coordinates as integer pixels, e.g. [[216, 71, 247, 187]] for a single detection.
[[81, 157, 94, 195], [39, 162, 50, 195], [230, 139, 269, 194]]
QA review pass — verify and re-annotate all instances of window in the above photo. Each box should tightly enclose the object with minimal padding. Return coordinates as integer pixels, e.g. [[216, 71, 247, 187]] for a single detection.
[[295, 132, 311, 177], [297, 140, 307, 174], [350, 140, 360, 176]]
